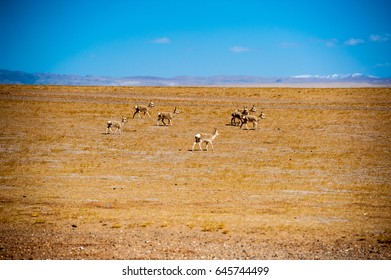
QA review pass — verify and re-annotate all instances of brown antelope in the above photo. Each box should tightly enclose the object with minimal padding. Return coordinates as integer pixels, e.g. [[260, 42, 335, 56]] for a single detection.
[[240, 112, 266, 130], [230, 107, 251, 126], [133, 101, 155, 118], [106, 117, 128, 134], [156, 107, 180, 126]]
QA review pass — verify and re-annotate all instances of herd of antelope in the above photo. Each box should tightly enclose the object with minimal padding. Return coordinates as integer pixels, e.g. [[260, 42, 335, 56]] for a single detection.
[[230, 105, 266, 130], [105, 102, 265, 151]]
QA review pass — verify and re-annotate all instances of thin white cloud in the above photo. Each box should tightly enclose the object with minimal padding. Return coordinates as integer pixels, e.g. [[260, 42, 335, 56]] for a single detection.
[[373, 62, 391, 68], [325, 38, 339, 47], [344, 38, 365, 46], [152, 37, 171, 44], [369, 34, 390, 42], [279, 42, 299, 48], [230, 46, 250, 53], [311, 38, 339, 47]]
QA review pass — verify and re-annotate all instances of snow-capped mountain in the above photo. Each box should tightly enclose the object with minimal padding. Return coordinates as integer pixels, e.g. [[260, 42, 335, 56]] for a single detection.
[[0, 70, 390, 86], [293, 73, 377, 79], [286, 73, 389, 85]]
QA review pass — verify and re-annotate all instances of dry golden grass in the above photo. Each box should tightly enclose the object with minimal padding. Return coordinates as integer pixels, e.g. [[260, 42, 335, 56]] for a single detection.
[[0, 85, 390, 259]]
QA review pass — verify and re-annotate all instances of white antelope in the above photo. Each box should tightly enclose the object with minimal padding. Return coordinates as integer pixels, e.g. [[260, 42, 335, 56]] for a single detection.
[[156, 107, 179, 126], [106, 117, 128, 134], [133, 101, 155, 118], [240, 112, 266, 130], [192, 128, 219, 151]]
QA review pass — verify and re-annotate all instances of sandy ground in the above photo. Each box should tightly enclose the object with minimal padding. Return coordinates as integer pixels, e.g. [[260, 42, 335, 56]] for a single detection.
[[0, 85, 390, 259]]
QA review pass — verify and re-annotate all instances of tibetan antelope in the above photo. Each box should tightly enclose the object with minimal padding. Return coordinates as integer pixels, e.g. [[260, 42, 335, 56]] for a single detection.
[[156, 107, 179, 126], [231, 109, 243, 126], [240, 112, 266, 130], [192, 128, 219, 151], [133, 101, 155, 118], [106, 117, 128, 134], [231, 107, 250, 126]]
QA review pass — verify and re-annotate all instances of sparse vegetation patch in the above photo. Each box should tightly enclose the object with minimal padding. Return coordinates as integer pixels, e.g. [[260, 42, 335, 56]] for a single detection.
[[0, 85, 390, 259]]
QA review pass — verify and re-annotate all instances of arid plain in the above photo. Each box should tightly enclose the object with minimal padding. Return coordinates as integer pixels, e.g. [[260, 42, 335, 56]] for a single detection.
[[0, 85, 390, 259]]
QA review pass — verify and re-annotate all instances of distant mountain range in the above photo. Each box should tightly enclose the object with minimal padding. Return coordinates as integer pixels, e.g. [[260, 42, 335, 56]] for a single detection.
[[1, 69, 390, 87]]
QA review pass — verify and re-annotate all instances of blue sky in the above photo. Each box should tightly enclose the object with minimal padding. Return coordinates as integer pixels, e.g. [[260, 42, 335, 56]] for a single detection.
[[1, 0, 390, 77]]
